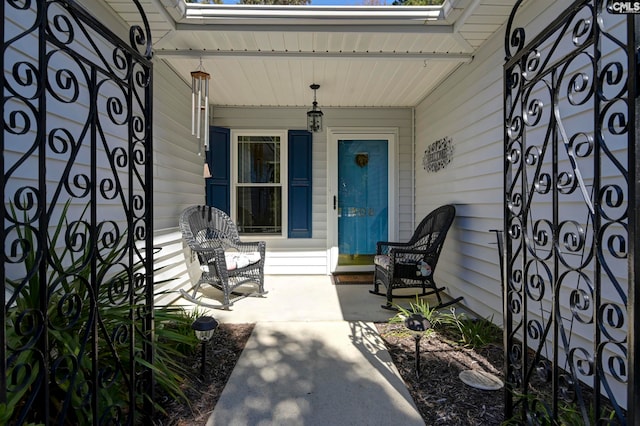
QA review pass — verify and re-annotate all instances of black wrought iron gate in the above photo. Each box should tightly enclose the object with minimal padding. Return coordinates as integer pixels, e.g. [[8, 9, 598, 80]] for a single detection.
[[2, 1, 154, 424], [503, 1, 637, 424]]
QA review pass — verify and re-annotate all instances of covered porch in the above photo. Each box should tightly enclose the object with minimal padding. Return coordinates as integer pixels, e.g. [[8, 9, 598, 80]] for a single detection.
[[2, 0, 637, 424]]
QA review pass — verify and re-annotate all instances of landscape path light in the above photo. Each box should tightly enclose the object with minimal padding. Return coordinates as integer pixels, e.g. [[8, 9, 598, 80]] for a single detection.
[[404, 313, 431, 380], [192, 315, 219, 377]]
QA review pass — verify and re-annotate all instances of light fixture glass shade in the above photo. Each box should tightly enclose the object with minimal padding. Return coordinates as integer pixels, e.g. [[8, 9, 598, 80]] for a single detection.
[[192, 316, 218, 342], [307, 107, 323, 133], [307, 83, 323, 133], [191, 68, 211, 154], [195, 328, 215, 342], [404, 313, 431, 337]]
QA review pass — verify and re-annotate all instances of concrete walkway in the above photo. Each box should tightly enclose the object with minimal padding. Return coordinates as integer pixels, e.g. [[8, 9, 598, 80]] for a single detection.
[[200, 275, 426, 426]]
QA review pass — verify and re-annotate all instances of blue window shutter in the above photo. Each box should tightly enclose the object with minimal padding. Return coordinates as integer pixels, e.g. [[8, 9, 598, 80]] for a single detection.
[[288, 130, 312, 238], [206, 126, 230, 214]]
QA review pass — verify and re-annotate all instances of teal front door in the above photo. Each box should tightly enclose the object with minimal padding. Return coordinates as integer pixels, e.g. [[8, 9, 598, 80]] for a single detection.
[[337, 139, 389, 267]]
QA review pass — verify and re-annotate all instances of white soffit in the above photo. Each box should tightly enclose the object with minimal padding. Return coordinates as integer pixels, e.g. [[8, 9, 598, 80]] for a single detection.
[[103, 0, 513, 108]]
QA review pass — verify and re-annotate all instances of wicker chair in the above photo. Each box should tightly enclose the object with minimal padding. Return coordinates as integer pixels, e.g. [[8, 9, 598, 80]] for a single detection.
[[370, 204, 463, 310], [179, 205, 267, 309]]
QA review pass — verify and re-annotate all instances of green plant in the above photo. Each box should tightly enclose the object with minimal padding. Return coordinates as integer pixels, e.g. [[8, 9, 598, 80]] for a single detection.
[[442, 308, 502, 349], [389, 297, 446, 337], [4, 201, 199, 423], [502, 390, 620, 425], [388, 298, 503, 349]]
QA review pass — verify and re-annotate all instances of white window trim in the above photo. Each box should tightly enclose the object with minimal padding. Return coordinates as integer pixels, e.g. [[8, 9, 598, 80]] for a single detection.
[[230, 129, 288, 238]]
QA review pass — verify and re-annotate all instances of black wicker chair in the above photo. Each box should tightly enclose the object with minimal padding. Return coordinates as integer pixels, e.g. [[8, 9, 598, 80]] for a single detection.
[[370, 204, 463, 310], [179, 205, 267, 309]]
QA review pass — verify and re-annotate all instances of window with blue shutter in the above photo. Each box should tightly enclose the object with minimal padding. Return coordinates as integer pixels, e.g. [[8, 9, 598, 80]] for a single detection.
[[208, 127, 312, 238]]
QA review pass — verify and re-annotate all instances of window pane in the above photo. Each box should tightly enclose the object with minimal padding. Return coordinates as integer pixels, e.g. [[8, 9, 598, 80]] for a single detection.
[[236, 187, 282, 234], [237, 136, 280, 183]]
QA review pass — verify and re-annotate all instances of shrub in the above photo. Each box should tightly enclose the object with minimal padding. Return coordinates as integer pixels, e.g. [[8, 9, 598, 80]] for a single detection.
[[4, 201, 199, 423]]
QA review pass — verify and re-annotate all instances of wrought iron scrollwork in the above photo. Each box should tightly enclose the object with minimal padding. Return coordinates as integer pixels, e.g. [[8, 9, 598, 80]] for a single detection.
[[503, 0, 633, 424], [2, 0, 153, 424]]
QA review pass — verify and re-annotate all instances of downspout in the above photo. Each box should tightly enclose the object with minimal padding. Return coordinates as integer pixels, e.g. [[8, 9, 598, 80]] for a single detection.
[[412, 107, 416, 232]]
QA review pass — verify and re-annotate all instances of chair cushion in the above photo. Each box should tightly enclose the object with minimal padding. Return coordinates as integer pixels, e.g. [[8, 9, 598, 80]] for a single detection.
[[224, 251, 261, 271], [374, 254, 391, 269], [374, 255, 432, 277]]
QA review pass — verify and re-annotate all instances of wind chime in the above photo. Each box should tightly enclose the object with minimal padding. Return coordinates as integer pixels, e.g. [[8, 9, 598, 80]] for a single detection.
[[191, 59, 210, 156], [191, 59, 211, 177]]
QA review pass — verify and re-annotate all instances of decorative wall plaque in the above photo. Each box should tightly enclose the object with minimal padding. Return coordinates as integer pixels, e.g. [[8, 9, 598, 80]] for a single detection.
[[422, 137, 453, 172]]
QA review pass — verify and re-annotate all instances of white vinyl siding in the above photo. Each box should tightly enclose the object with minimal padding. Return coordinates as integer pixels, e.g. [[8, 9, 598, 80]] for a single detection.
[[414, 0, 564, 324], [150, 59, 210, 305]]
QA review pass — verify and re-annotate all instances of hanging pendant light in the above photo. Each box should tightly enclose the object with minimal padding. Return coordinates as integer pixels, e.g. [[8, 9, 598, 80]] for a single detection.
[[191, 59, 211, 155], [307, 83, 323, 133]]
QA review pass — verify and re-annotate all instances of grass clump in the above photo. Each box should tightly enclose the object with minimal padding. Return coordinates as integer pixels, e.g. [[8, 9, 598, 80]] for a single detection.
[[444, 307, 502, 349], [388, 298, 502, 349]]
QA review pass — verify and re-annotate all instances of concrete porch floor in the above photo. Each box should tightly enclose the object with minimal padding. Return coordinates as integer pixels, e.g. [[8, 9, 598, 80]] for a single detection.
[[193, 275, 446, 425], [199, 274, 399, 323]]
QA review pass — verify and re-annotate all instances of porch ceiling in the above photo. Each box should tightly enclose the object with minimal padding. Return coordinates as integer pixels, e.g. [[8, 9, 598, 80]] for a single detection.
[[103, 0, 513, 108]]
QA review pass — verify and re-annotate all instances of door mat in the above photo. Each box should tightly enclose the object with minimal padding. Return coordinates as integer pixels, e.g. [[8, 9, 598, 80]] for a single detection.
[[332, 273, 374, 285]]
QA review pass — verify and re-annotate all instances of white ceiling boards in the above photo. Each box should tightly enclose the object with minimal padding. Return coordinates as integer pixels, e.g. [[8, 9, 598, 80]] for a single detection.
[[103, 0, 512, 108]]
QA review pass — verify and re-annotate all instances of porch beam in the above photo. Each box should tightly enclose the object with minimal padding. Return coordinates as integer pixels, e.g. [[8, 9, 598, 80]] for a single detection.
[[154, 49, 473, 62]]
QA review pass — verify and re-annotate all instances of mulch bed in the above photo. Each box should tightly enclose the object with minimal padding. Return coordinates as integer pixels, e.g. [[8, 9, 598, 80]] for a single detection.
[[153, 323, 255, 425], [154, 320, 505, 425], [375, 322, 505, 425]]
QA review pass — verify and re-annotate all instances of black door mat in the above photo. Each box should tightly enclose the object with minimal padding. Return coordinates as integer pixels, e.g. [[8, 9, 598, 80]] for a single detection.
[[332, 273, 374, 285]]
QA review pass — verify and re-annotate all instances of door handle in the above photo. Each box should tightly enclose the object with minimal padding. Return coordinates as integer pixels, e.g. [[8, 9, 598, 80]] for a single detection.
[[333, 195, 337, 210]]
